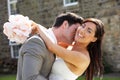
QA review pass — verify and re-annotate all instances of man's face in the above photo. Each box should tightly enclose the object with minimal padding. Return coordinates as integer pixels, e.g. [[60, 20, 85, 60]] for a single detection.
[[63, 23, 80, 44]]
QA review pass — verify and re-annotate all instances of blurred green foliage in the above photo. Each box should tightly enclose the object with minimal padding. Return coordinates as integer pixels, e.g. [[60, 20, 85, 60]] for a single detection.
[[0, 74, 120, 80]]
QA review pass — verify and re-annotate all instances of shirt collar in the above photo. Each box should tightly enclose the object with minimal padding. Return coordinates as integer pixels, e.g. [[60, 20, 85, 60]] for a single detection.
[[38, 24, 57, 44], [46, 28, 57, 44]]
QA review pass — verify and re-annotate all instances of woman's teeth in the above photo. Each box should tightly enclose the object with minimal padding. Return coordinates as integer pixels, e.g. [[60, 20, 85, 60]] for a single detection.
[[78, 34, 83, 38]]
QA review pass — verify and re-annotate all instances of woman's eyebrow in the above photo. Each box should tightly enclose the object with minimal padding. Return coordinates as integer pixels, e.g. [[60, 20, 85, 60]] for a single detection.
[[88, 27, 94, 32]]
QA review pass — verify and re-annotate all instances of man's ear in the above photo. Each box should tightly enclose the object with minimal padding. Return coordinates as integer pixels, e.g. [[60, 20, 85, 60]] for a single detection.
[[91, 37, 97, 42], [63, 20, 69, 29]]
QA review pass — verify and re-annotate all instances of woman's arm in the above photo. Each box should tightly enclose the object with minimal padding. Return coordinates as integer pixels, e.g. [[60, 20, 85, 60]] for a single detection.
[[32, 22, 89, 68]]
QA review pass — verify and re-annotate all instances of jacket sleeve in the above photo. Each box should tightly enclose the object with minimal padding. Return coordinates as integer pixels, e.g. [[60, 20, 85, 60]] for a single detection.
[[20, 37, 47, 80]]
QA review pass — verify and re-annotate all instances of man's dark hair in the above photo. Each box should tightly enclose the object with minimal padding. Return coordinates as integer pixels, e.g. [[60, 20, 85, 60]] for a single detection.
[[53, 12, 83, 28]]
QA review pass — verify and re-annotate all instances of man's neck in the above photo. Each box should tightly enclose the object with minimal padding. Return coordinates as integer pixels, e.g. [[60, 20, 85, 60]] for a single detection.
[[52, 27, 61, 43], [52, 27, 72, 45]]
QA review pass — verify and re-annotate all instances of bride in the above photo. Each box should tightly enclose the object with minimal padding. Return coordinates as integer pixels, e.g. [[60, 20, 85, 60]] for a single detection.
[[32, 18, 105, 80]]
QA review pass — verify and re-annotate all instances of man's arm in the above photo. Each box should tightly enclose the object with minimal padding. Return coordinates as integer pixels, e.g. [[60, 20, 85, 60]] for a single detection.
[[21, 37, 47, 80]]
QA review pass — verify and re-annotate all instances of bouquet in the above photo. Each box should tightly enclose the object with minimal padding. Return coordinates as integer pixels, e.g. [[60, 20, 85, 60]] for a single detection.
[[3, 14, 33, 44]]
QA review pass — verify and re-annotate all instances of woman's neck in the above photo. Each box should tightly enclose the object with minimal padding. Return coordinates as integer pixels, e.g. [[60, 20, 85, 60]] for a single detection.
[[72, 41, 88, 52], [72, 42, 90, 58]]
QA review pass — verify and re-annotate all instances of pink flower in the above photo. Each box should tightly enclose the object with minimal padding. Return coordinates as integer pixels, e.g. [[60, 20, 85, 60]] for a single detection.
[[3, 14, 32, 44]]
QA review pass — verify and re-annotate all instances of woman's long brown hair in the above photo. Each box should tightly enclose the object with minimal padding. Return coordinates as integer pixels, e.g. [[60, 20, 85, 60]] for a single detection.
[[83, 18, 105, 80]]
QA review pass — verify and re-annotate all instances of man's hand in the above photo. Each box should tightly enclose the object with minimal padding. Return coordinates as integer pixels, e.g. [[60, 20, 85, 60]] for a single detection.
[[31, 21, 39, 35]]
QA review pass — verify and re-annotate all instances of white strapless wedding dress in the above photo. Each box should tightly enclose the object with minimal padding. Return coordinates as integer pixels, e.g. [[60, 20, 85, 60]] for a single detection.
[[49, 58, 78, 80]]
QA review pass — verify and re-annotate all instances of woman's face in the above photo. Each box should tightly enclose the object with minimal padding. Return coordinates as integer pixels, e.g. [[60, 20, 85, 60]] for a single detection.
[[74, 22, 97, 44]]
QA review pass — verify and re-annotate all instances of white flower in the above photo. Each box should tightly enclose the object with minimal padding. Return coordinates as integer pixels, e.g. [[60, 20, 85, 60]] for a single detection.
[[3, 14, 32, 44]]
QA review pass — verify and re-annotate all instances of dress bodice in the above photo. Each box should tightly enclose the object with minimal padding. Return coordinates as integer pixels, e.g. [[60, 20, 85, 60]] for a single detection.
[[49, 58, 78, 80]]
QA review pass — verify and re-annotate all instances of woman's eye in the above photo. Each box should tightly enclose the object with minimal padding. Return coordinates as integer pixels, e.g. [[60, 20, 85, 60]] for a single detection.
[[87, 30, 92, 33], [81, 24, 86, 28], [88, 31, 91, 33], [82, 26, 84, 28], [81, 25, 85, 28]]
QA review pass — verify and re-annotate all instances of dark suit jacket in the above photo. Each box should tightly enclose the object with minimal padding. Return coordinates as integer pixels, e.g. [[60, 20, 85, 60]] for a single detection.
[[16, 35, 55, 80]]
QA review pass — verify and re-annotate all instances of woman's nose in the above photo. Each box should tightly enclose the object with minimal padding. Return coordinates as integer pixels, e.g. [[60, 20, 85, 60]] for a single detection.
[[80, 27, 85, 35]]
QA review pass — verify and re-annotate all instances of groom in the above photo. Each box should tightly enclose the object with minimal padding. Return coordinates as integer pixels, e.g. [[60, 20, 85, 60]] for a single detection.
[[16, 12, 83, 80]]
